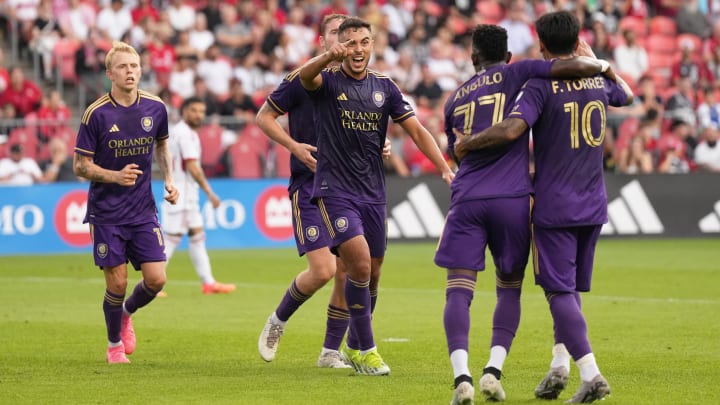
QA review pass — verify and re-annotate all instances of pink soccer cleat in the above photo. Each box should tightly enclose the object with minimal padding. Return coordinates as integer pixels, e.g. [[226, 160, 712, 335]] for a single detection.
[[202, 282, 237, 294], [121, 314, 136, 355], [106, 344, 130, 364]]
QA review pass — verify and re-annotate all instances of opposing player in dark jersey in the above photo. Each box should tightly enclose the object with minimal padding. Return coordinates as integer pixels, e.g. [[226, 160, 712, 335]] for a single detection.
[[256, 14, 358, 369], [74, 41, 179, 364], [436, 24, 611, 404], [455, 11, 633, 403], [299, 17, 454, 376]]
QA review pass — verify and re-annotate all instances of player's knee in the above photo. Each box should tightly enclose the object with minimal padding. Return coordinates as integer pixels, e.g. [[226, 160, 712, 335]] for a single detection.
[[144, 274, 167, 292], [107, 279, 128, 295], [311, 262, 335, 284]]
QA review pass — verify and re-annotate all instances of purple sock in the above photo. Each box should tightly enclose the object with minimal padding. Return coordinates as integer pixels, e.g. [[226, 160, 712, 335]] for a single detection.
[[103, 289, 125, 343], [346, 288, 379, 349], [346, 277, 374, 351], [324, 304, 349, 350], [275, 279, 312, 322], [370, 289, 378, 313], [124, 280, 159, 314], [444, 274, 475, 354], [491, 286, 522, 351], [548, 292, 592, 360]]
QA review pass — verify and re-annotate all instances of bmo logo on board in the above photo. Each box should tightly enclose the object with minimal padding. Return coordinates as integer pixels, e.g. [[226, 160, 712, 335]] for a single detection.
[[54, 190, 91, 247], [255, 185, 293, 241]]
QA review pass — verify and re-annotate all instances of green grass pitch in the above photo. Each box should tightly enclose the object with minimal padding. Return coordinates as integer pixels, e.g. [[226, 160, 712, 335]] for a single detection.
[[1, 239, 718, 404]]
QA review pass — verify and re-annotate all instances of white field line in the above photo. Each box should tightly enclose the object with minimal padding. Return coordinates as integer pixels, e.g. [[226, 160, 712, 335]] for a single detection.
[[10, 276, 719, 305]]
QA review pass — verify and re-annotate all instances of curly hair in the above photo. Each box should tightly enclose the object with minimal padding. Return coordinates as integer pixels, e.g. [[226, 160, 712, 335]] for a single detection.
[[471, 25, 508, 66]]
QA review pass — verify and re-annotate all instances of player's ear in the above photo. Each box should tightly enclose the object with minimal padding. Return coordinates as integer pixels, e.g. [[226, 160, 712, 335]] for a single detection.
[[505, 52, 512, 63]]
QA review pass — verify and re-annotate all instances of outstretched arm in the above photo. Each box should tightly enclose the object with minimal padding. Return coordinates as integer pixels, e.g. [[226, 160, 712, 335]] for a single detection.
[[454, 118, 529, 161], [299, 40, 350, 91], [399, 116, 454, 185], [256, 102, 318, 171], [550, 56, 610, 78]]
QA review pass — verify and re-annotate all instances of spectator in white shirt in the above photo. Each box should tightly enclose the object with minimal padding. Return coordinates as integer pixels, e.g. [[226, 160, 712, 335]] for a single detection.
[[0, 143, 52, 185], [196, 44, 233, 99], [167, 0, 196, 33], [697, 87, 720, 130], [694, 127, 720, 172], [96, 0, 133, 41], [613, 29, 649, 82]]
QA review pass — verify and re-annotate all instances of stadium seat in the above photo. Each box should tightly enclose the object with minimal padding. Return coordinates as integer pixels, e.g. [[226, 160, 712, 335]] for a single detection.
[[53, 39, 80, 84], [649, 16, 677, 36], [645, 35, 677, 55], [8, 126, 39, 160], [238, 123, 270, 156], [198, 123, 225, 177], [273, 143, 291, 178], [619, 16, 648, 38], [228, 139, 263, 179], [615, 117, 640, 151]]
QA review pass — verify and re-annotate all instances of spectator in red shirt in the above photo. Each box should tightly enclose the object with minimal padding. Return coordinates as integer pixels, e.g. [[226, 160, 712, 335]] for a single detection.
[[146, 27, 176, 88], [671, 38, 714, 88], [37, 90, 71, 142], [0, 66, 42, 118], [131, 0, 160, 24]]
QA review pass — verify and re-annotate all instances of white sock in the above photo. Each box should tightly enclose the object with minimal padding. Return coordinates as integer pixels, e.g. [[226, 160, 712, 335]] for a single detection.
[[485, 345, 508, 372], [320, 347, 338, 356], [450, 349, 471, 378], [122, 303, 131, 317], [576, 353, 601, 382], [550, 343, 571, 372], [164, 234, 181, 260], [108, 340, 122, 348], [189, 232, 215, 285], [271, 312, 286, 326]]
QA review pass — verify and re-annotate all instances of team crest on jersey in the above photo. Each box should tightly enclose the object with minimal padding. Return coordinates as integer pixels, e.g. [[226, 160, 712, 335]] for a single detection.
[[141, 116, 153, 132], [306, 226, 320, 242], [335, 217, 349, 233], [97, 243, 108, 259], [372, 91, 385, 107]]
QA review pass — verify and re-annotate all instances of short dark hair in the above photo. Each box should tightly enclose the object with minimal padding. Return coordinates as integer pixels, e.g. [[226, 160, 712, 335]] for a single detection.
[[320, 14, 347, 37], [9, 143, 22, 153], [338, 17, 372, 38], [535, 11, 580, 55], [180, 96, 205, 113], [471, 25, 508, 64]]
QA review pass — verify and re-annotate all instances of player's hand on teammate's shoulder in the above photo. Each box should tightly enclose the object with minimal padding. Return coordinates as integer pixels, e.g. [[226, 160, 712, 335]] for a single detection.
[[117, 163, 143, 186], [164, 182, 179, 205]]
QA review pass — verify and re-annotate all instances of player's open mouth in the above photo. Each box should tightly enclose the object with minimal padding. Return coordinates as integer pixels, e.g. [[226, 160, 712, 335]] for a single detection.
[[351, 56, 364, 67]]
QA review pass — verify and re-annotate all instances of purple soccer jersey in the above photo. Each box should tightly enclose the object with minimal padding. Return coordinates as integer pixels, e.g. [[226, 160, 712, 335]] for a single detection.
[[309, 67, 415, 204], [75, 91, 169, 225], [508, 75, 629, 227], [444, 60, 553, 201], [266, 69, 317, 194]]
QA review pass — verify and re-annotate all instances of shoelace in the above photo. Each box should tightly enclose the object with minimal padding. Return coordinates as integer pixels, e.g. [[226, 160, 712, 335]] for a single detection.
[[266, 324, 283, 346]]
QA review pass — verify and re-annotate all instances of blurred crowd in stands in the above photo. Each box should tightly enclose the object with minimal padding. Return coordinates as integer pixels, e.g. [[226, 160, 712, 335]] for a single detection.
[[1, 0, 720, 186]]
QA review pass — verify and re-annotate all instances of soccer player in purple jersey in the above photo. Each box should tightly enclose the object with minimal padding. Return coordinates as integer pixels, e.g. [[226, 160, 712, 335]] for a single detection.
[[298, 17, 454, 376], [73, 41, 179, 364], [255, 14, 355, 370], [436, 24, 611, 404], [455, 11, 633, 403]]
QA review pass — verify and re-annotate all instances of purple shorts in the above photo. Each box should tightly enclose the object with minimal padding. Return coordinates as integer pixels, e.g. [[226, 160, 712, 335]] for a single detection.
[[531, 224, 602, 293], [316, 197, 387, 258], [290, 185, 331, 256], [90, 218, 167, 270], [434, 196, 530, 281]]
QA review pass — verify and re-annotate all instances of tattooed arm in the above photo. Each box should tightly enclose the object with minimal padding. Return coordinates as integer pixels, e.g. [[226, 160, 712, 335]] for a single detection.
[[73, 153, 142, 185], [154, 138, 179, 204]]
